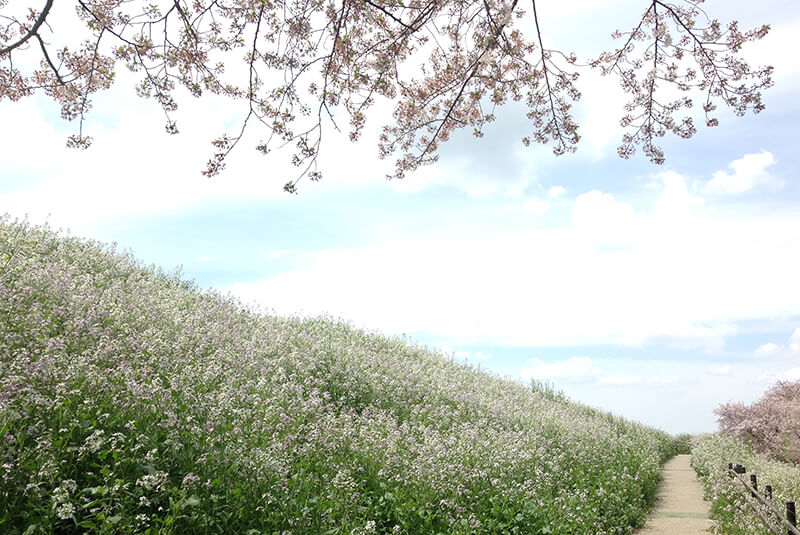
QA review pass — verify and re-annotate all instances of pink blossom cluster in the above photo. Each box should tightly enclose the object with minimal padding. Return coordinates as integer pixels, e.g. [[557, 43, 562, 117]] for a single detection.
[[715, 380, 800, 463]]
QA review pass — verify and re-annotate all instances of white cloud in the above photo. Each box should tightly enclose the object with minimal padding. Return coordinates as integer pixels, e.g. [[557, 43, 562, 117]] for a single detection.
[[752, 328, 800, 358], [711, 365, 732, 376], [0, 68, 401, 233], [514, 356, 800, 433], [597, 375, 642, 385], [514, 355, 794, 433], [522, 197, 550, 216], [195, 256, 217, 263], [512, 185, 566, 217], [754, 342, 783, 357], [574, 69, 629, 158], [435, 346, 492, 362], [790, 328, 800, 353], [695, 151, 781, 196], [454, 351, 492, 361], [783, 368, 800, 381], [742, 17, 800, 90], [521, 357, 595, 381], [571, 190, 636, 248], [0, 88, 287, 233], [759, 367, 800, 383], [227, 164, 800, 349], [535, 0, 640, 24], [503, 181, 529, 199], [653, 171, 704, 222]]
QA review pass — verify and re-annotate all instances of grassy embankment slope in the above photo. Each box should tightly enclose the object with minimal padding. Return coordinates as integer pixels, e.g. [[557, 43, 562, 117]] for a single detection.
[[1, 218, 683, 534]]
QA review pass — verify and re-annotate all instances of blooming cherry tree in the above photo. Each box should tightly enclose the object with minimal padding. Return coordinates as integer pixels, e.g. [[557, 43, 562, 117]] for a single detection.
[[715, 380, 800, 464], [0, 0, 772, 191]]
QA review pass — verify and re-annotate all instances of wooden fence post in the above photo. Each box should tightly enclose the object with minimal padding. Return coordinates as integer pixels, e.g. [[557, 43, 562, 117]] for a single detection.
[[726, 462, 800, 535]]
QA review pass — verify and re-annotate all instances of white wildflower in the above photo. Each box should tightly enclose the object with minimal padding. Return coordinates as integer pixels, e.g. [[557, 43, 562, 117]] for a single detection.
[[136, 470, 168, 492], [55, 502, 75, 519], [82, 429, 106, 454], [181, 472, 201, 489]]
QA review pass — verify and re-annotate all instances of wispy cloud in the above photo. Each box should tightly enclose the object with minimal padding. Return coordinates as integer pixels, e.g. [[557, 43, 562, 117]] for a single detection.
[[759, 367, 800, 383], [711, 365, 732, 376], [694, 151, 781, 196], [752, 327, 800, 358], [755, 342, 783, 357], [522, 357, 595, 382], [791, 328, 800, 353], [597, 375, 642, 385], [228, 160, 800, 349], [522, 196, 550, 216], [455, 350, 492, 361], [518, 355, 799, 432]]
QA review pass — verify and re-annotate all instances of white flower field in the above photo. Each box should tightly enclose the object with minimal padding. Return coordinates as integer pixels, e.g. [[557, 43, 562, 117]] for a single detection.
[[0, 217, 694, 534]]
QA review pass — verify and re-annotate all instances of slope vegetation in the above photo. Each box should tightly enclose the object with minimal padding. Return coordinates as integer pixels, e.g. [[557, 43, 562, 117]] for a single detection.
[[692, 434, 800, 535], [1, 218, 678, 534]]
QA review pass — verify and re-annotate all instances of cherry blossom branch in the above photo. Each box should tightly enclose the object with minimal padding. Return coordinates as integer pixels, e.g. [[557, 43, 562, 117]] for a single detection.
[[34, 33, 64, 84], [531, 0, 565, 153], [362, 0, 415, 31], [0, 0, 53, 56], [595, 0, 770, 163], [0, 0, 774, 190]]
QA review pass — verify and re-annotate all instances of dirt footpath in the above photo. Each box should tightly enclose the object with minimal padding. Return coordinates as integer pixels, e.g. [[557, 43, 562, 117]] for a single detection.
[[635, 454, 713, 534]]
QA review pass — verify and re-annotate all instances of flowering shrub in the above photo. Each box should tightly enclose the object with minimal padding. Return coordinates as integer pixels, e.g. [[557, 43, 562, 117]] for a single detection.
[[1, 217, 677, 534], [692, 434, 800, 535], [715, 380, 800, 463]]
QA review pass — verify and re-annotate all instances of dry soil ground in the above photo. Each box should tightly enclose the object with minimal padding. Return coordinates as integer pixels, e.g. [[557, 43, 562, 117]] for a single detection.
[[635, 454, 714, 534]]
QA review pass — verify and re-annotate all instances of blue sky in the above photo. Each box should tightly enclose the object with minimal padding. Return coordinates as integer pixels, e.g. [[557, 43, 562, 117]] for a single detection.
[[2, 0, 799, 434]]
